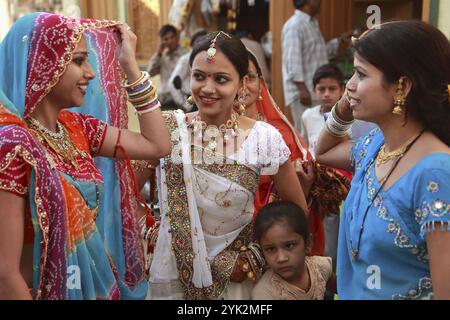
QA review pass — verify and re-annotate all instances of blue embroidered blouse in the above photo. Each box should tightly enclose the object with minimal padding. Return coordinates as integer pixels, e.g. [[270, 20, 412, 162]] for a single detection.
[[337, 128, 450, 299]]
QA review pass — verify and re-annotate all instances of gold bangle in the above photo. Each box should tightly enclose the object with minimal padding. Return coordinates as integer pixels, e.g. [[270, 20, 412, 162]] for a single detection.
[[129, 88, 158, 104], [325, 122, 350, 138], [128, 84, 155, 99], [124, 71, 149, 89], [133, 96, 159, 109]]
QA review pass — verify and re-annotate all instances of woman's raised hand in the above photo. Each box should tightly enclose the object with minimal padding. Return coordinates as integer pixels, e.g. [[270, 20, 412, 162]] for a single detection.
[[336, 89, 354, 122], [116, 24, 141, 82]]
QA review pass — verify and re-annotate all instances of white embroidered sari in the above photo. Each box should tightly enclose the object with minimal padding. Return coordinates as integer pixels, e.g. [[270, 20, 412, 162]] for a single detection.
[[149, 110, 290, 300]]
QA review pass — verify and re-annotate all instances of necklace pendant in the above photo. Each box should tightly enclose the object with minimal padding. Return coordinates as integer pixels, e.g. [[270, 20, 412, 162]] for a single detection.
[[351, 249, 359, 261]]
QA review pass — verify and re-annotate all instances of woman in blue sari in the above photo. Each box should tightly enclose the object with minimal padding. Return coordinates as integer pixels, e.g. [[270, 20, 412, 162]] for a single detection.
[[316, 21, 450, 299], [0, 13, 170, 299]]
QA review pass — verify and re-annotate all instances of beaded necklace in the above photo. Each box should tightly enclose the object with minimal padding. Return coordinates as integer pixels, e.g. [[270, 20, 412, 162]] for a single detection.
[[26, 117, 100, 219]]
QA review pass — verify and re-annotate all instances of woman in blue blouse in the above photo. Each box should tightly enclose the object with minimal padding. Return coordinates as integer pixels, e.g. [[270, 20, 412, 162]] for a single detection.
[[316, 21, 450, 299]]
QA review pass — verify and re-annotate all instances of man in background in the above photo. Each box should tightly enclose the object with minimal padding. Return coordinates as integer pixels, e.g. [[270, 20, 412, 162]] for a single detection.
[[282, 0, 350, 131], [147, 24, 188, 110]]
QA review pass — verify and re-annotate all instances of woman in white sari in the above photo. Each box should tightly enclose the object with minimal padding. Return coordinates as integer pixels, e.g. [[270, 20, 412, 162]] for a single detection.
[[137, 32, 308, 300]]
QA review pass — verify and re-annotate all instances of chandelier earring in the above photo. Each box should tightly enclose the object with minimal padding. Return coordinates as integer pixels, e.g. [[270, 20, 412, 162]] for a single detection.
[[184, 95, 196, 112], [393, 76, 406, 115], [237, 89, 247, 116]]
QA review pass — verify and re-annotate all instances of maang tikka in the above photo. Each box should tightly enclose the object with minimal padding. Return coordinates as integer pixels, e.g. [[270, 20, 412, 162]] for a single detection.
[[207, 31, 232, 63]]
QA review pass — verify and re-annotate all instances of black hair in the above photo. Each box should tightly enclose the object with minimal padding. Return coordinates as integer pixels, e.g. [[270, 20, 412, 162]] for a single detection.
[[293, 0, 308, 9], [234, 29, 251, 39], [313, 64, 344, 88], [159, 24, 177, 38], [190, 29, 207, 47], [353, 20, 450, 145], [254, 201, 310, 244], [247, 50, 262, 76], [189, 31, 249, 79]]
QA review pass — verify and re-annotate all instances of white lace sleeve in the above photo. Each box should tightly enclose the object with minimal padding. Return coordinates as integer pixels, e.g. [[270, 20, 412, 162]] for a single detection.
[[238, 122, 291, 175]]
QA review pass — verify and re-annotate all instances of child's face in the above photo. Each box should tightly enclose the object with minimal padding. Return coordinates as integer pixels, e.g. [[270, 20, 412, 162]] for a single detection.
[[314, 77, 344, 112], [260, 222, 311, 284]]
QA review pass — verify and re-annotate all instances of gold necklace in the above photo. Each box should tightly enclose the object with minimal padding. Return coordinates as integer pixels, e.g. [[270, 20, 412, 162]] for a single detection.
[[27, 117, 100, 219], [27, 118, 80, 170], [376, 134, 420, 167], [350, 129, 425, 260]]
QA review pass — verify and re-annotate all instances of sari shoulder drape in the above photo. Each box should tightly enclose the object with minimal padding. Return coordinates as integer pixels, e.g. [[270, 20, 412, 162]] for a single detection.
[[0, 12, 147, 299], [156, 110, 257, 299]]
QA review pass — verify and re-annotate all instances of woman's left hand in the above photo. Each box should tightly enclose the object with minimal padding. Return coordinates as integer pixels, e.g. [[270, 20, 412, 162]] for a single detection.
[[297, 160, 316, 199], [116, 24, 140, 81], [230, 253, 248, 283]]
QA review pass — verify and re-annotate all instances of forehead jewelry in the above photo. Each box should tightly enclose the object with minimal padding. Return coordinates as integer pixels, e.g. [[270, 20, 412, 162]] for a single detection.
[[351, 28, 374, 44], [207, 31, 231, 63]]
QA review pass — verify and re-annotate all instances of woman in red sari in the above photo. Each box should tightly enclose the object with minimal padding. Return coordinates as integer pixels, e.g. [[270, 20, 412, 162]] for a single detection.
[[243, 51, 350, 256]]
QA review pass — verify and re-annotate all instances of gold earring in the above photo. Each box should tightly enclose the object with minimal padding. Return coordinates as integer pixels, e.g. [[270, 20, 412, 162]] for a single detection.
[[187, 95, 194, 105], [237, 88, 247, 116], [239, 102, 246, 116], [392, 77, 406, 115], [392, 98, 405, 115], [258, 92, 263, 101]]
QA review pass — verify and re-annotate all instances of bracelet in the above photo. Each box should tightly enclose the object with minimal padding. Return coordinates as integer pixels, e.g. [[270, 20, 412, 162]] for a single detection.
[[128, 85, 156, 101], [240, 243, 265, 281], [127, 79, 150, 94], [129, 89, 158, 106], [139, 214, 147, 239], [134, 97, 160, 110], [135, 99, 160, 112], [145, 219, 161, 248], [136, 102, 161, 116], [248, 242, 265, 269], [331, 102, 355, 125], [124, 71, 149, 90], [326, 105, 352, 137], [133, 94, 159, 109], [326, 121, 351, 137]]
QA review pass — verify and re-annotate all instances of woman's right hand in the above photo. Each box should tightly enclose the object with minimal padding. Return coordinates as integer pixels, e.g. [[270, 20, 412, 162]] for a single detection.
[[335, 90, 354, 122], [116, 24, 141, 83]]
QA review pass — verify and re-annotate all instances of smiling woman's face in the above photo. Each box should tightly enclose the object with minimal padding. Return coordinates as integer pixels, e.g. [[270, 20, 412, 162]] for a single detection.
[[190, 49, 242, 119], [346, 53, 397, 122], [43, 36, 96, 109]]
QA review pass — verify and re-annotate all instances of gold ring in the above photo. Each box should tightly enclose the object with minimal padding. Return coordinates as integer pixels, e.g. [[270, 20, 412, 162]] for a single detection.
[[127, 27, 131, 31]]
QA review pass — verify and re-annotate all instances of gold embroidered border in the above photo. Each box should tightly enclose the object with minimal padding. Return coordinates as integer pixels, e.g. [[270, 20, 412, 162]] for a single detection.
[[195, 163, 259, 194], [162, 111, 254, 299], [28, 17, 121, 116], [0, 144, 50, 299]]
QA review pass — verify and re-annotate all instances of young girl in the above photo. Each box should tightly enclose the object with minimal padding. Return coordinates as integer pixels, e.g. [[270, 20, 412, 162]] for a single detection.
[[252, 201, 336, 300]]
